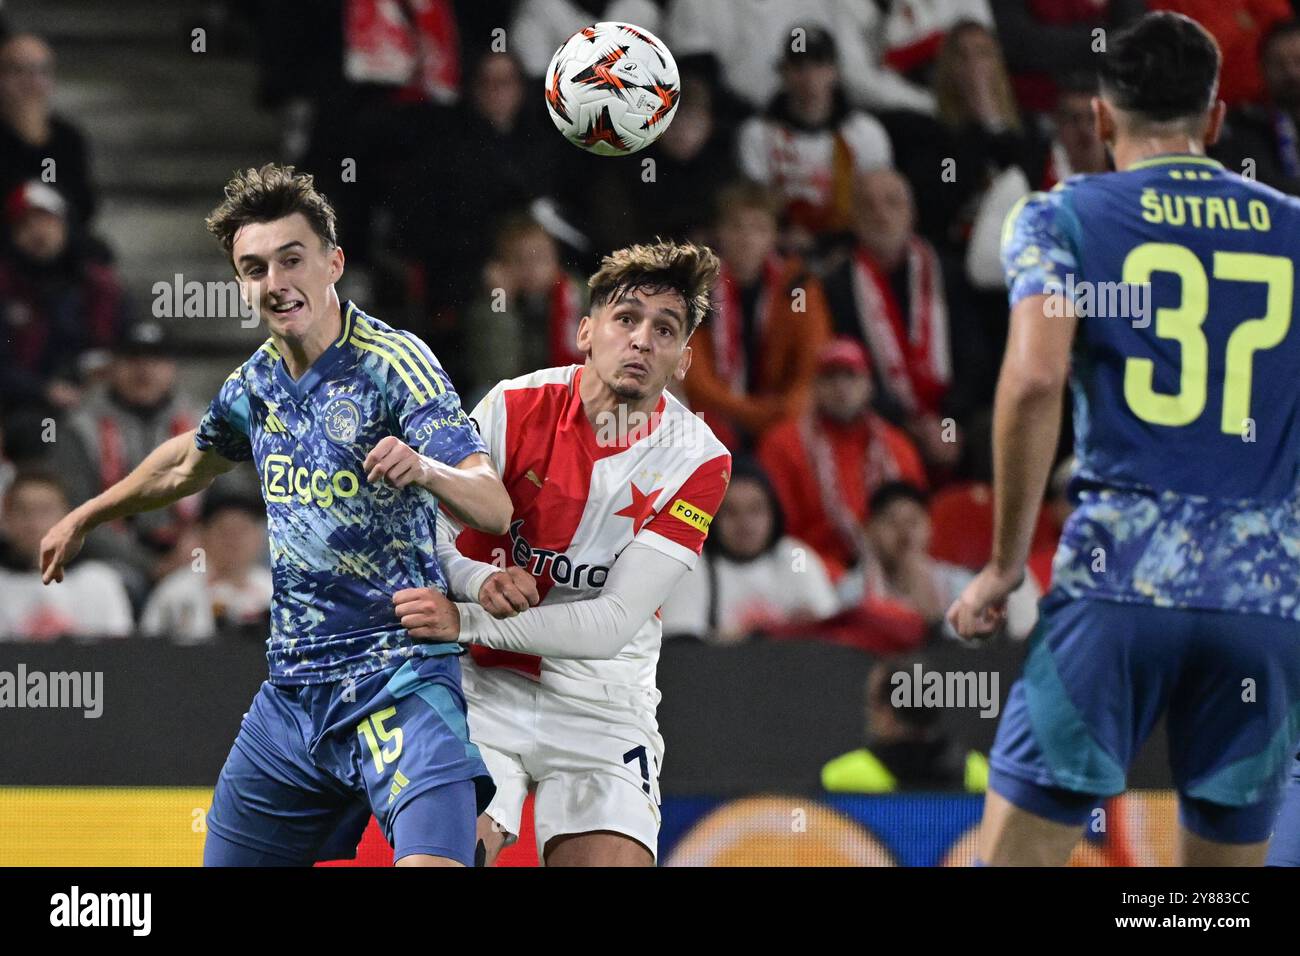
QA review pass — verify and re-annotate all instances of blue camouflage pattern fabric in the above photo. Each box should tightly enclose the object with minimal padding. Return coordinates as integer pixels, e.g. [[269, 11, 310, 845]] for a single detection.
[[1002, 156, 1300, 620], [195, 301, 487, 684]]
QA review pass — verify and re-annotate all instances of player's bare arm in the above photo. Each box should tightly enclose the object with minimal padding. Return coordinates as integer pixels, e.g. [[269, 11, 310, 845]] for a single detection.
[[40, 428, 237, 584], [947, 292, 1076, 641], [363, 438, 512, 535]]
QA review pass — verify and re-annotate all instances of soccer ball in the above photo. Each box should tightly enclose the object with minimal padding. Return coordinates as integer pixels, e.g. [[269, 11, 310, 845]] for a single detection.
[[543, 21, 680, 156]]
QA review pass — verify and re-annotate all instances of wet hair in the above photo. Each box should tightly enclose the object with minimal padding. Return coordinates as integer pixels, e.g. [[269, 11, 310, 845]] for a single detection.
[[1098, 12, 1221, 124], [587, 238, 720, 338], [205, 163, 339, 269]]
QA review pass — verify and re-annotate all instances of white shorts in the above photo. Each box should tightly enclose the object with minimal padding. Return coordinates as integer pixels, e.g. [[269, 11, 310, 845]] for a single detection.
[[461, 660, 664, 862]]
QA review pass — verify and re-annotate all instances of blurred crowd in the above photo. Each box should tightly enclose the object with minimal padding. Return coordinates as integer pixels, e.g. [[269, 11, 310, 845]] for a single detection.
[[1, 0, 1297, 673]]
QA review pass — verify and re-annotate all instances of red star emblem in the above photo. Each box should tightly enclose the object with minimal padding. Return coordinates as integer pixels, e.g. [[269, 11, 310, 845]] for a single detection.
[[615, 482, 661, 534]]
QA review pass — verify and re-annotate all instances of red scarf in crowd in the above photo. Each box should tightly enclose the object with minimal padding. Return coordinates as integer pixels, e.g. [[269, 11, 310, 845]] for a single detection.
[[800, 412, 905, 564], [710, 256, 784, 393], [98, 412, 200, 529], [850, 240, 950, 416]]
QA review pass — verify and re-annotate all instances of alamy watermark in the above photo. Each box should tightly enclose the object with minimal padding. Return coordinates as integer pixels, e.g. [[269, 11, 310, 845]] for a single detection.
[[1043, 273, 1151, 328], [0, 664, 103, 718], [152, 274, 261, 328], [890, 663, 1000, 719]]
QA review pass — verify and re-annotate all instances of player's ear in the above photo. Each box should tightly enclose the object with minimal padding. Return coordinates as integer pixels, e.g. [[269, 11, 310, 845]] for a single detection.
[[327, 243, 345, 284], [1203, 100, 1227, 148], [1092, 96, 1115, 148], [575, 314, 593, 354], [675, 344, 692, 381]]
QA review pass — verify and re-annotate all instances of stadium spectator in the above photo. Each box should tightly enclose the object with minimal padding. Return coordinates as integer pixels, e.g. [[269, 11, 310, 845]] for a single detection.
[[300, 0, 470, 287], [665, 0, 935, 114], [0, 180, 126, 420], [48, 319, 199, 596], [992, 0, 1147, 114], [818, 169, 964, 469], [758, 337, 926, 582], [1147, 0, 1292, 107], [396, 49, 568, 329], [929, 20, 1038, 262], [840, 481, 1038, 638], [659, 458, 839, 644], [0, 469, 132, 641], [140, 491, 272, 644], [462, 215, 588, 399], [821, 657, 989, 793], [682, 181, 831, 449], [872, 0, 996, 90], [736, 25, 893, 255], [1038, 75, 1110, 188], [0, 34, 97, 228], [1213, 19, 1300, 194], [510, 0, 666, 79]]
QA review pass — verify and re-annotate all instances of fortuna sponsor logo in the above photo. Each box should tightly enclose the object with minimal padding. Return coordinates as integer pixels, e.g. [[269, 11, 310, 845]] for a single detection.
[[49, 886, 151, 936], [0, 665, 102, 718], [508, 519, 610, 589]]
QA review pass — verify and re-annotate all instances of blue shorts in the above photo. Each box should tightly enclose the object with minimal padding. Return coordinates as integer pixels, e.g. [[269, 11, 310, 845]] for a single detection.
[[990, 592, 1300, 844], [204, 652, 494, 866]]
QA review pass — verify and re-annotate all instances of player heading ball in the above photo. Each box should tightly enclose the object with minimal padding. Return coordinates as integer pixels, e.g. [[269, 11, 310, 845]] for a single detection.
[[393, 238, 733, 866]]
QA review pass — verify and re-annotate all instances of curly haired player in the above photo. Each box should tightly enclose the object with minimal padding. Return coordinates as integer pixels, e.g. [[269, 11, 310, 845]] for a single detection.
[[394, 240, 732, 866]]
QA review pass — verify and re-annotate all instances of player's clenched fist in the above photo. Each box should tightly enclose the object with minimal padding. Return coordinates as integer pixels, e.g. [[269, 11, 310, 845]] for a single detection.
[[364, 436, 429, 488], [478, 566, 540, 619], [393, 587, 460, 641]]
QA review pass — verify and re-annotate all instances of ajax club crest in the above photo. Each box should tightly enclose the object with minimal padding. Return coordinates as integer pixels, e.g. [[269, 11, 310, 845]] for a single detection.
[[323, 397, 362, 444]]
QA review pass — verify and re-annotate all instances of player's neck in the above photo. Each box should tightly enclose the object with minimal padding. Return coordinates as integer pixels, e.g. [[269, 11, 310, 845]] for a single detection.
[[1111, 135, 1206, 172], [578, 363, 660, 428], [273, 300, 344, 380]]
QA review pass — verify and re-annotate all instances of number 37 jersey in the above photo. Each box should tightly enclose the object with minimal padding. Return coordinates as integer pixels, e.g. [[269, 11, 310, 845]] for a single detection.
[[1003, 154, 1300, 619]]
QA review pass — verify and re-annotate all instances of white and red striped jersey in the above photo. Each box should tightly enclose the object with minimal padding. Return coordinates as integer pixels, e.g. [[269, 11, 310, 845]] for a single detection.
[[457, 365, 732, 691]]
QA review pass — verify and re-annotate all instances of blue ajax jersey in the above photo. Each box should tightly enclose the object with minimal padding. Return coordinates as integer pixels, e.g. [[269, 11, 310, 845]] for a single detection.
[[195, 301, 486, 683], [1002, 154, 1300, 618]]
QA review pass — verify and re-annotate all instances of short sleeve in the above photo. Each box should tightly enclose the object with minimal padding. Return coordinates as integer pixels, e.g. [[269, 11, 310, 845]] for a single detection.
[[386, 331, 487, 466], [195, 369, 253, 462], [1001, 189, 1082, 308], [468, 381, 508, 475], [636, 453, 732, 569]]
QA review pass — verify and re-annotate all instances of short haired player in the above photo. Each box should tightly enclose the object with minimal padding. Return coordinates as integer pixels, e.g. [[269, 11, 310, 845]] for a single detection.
[[39, 164, 511, 866], [947, 13, 1300, 866], [392, 240, 732, 866]]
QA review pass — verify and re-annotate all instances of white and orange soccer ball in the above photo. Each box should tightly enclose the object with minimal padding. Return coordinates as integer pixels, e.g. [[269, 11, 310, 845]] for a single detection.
[[543, 21, 680, 156]]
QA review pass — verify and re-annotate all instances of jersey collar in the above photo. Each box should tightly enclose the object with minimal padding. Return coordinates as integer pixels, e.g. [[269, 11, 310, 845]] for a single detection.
[[1127, 153, 1224, 172], [272, 301, 357, 401]]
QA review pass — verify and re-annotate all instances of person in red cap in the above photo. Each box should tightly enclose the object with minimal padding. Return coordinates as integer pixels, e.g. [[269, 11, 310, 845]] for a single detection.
[[757, 335, 927, 582]]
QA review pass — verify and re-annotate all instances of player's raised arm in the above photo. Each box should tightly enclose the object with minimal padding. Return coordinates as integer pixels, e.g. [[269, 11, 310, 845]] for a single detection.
[[39, 428, 236, 584]]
